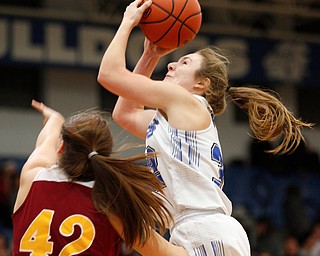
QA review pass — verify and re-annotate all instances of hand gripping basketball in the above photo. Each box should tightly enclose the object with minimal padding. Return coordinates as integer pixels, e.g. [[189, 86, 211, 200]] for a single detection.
[[139, 0, 202, 49]]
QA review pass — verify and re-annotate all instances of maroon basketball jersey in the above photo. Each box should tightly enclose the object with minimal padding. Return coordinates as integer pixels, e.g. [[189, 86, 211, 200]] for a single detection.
[[12, 166, 121, 256]]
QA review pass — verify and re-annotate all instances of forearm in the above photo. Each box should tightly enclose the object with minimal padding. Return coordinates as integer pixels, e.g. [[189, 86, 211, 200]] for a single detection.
[[109, 214, 186, 256], [98, 0, 159, 102], [133, 49, 161, 77], [35, 113, 64, 148], [98, 21, 133, 80], [133, 230, 187, 256], [113, 52, 160, 115]]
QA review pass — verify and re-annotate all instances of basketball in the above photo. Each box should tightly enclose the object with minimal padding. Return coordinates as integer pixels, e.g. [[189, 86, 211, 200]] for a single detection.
[[139, 0, 202, 49]]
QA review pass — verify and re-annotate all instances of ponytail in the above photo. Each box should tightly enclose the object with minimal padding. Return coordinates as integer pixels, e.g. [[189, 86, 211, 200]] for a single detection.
[[228, 86, 313, 154], [59, 109, 171, 248], [89, 152, 171, 248]]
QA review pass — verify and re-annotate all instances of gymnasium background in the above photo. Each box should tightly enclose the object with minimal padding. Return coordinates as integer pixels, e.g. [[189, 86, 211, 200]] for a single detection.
[[0, 0, 320, 255]]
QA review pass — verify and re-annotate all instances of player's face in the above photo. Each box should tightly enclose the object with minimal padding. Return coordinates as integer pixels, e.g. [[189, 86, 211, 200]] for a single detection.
[[164, 53, 202, 91]]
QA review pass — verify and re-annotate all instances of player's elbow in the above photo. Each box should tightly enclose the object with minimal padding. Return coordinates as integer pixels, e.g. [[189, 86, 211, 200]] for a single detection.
[[97, 67, 127, 91], [112, 107, 125, 126], [97, 69, 111, 88], [111, 109, 121, 123], [112, 106, 134, 132]]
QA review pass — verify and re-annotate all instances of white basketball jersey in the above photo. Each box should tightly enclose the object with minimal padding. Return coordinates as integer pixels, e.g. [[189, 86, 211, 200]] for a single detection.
[[145, 95, 232, 217]]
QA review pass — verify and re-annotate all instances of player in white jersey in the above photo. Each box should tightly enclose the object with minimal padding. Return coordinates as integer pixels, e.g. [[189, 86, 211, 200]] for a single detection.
[[97, 1, 312, 254], [146, 95, 231, 214], [145, 95, 250, 255]]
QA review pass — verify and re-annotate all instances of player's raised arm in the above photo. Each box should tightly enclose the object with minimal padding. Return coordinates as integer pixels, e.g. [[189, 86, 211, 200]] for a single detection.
[[14, 100, 65, 212]]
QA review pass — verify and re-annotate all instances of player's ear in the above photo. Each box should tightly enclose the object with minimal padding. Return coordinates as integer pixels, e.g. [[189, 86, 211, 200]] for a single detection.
[[195, 78, 210, 90], [57, 140, 64, 155]]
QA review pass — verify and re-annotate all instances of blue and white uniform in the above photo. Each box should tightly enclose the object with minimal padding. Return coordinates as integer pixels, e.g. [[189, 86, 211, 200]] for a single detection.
[[146, 95, 250, 256]]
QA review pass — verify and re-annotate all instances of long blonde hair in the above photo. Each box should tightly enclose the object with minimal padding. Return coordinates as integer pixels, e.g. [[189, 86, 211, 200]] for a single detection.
[[196, 46, 313, 154]]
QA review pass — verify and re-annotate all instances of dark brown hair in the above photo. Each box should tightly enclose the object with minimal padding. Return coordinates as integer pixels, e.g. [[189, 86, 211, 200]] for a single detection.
[[196, 46, 313, 154], [59, 110, 171, 248]]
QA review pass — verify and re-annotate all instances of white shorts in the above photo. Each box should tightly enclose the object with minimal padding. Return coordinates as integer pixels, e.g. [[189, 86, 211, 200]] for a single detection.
[[169, 210, 250, 256]]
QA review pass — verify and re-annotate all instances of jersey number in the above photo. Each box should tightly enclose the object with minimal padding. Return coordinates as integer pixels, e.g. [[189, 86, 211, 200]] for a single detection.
[[211, 143, 225, 188], [20, 209, 95, 255], [146, 146, 166, 187]]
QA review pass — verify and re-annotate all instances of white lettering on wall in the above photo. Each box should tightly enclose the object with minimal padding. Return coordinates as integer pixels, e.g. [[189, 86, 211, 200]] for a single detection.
[[79, 26, 115, 66], [3, 18, 116, 68], [46, 23, 76, 64], [263, 42, 308, 83], [0, 15, 314, 85], [0, 19, 8, 57], [12, 20, 43, 62]]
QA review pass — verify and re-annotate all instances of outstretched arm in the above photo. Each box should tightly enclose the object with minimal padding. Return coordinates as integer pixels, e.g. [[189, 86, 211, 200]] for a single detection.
[[13, 100, 65, 212]]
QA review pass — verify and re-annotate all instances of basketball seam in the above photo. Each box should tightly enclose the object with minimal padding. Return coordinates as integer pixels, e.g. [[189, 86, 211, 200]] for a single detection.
[[140, 1, 175, 24], [181, 12, 201, 34], [140, 1, 200, 25], [177, 12, 201, 45], [153, 0, 189, 46], [140, 0, 201, 48]]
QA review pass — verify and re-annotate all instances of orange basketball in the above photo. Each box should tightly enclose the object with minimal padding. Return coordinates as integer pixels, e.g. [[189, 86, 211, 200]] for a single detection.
[[139, 0, 202, 49]]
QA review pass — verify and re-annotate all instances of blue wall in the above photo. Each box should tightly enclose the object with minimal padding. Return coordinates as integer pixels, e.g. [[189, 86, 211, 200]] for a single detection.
[[224, 165, 320, 228]]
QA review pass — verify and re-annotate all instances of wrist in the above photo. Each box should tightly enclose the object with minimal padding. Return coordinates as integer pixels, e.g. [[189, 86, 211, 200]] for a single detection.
[[142, 49, 161, 62], [120, 16, 138, 31]]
